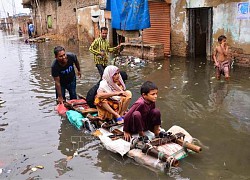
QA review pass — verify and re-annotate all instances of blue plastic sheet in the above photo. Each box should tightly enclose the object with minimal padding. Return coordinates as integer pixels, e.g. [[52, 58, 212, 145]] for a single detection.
[[110, 0, 150, 30], [66, 110, 83, 130]]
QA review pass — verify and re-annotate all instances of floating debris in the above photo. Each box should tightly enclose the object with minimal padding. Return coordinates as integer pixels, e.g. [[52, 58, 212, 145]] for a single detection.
[[183, 81, 188, 84], [66, 156, 73, 161], [35, 165, 44, 169], [21, 165, 31, 175], [42, 151, 53, 156], [29, 165, 44, 172], [194, 83, 199, 85], [157, 65, 162, 69], [0, 123, 8, 126], [134, 58, 141, 63], [113, 56, 146, 67], [31, 167, 37, 172], [73, 151, 78, 157]]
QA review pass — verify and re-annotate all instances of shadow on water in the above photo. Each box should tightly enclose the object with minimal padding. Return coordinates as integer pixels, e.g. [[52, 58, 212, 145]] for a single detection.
[[0, 30, 250, 179]]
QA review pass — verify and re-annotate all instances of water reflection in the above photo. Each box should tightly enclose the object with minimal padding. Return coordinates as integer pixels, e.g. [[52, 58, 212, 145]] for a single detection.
[[0, 30, 250, 179], [209, 81, 229, 110]]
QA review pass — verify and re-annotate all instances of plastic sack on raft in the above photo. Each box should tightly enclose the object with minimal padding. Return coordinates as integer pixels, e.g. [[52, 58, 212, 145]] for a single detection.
[[66, 110, 83, 130], [55, 99, 88, 116], [98, 127, 131, 156], [55, 103, 68, 116]]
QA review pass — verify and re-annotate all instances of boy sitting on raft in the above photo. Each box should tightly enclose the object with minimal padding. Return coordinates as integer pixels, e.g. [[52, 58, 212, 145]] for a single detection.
[[123, 81, 161, 141]]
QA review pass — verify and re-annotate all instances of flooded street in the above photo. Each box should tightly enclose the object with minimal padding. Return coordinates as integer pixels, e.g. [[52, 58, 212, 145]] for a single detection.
[[0, 30, 250, 180]]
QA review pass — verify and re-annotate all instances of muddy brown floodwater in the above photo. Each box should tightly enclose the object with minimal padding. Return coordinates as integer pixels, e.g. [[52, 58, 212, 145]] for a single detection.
[[0, 31, 250, 180]]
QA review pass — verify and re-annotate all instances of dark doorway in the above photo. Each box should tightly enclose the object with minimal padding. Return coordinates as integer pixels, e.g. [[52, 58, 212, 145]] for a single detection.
[[188, 8, 213, 57], [112, 28, 125, 46]]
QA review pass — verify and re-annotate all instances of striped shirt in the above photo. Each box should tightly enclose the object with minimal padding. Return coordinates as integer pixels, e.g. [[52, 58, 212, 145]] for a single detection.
[[89, 37, 117, 65]]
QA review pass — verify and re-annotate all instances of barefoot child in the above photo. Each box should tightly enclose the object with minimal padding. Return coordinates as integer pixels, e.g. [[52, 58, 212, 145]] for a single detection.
[[213, 35, 230, 80], [123, 81, 161, 141]]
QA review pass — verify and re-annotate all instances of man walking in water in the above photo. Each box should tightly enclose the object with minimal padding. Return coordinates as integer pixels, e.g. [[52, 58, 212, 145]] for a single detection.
[[51, 46, 81, 104], [89, 27, 120, 78]]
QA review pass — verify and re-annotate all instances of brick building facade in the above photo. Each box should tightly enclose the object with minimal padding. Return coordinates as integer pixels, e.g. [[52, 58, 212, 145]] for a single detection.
[[171, 0, 250, 67], [23, 0, 79, 40]]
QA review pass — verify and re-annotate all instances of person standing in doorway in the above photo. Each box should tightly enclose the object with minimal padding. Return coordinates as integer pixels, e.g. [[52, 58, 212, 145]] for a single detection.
[[28, 23, 34, 38], [89, 27, 120, 78], [51, 46, 81, 104], [213, 35, 230, 80], [18, 27, 23, 37]]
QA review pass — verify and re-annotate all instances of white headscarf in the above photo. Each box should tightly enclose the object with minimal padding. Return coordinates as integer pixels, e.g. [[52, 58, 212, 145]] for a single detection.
[[98, 65, 126, 100]]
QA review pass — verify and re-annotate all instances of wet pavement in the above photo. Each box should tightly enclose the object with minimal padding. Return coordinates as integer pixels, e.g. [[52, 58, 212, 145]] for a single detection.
[[0, 30, 250, 180]]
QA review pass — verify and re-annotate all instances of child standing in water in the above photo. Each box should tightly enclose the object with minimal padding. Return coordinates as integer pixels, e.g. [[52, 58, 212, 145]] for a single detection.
[[213, 35, 230, 80]]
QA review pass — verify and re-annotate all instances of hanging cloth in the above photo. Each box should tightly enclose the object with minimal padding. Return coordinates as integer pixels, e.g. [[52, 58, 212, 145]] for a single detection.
[[110, 0, 151, 30]]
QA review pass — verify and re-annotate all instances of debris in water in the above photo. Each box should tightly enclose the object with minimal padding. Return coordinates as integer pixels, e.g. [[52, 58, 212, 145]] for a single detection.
[[0, 123, 8, 126], [36, 165, 44, 169], [157, 65, 162, 69], [73, 151, 78, 157], [134, 58, 140, 63], [21, 165, 31, 174], [31, 167, 37, 172], [66, 156, 73, 161], [113, 56, 146, 67]]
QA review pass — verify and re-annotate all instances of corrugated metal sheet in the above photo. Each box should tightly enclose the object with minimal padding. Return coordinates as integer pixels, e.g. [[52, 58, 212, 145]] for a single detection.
[[143, 2, 171, 55]]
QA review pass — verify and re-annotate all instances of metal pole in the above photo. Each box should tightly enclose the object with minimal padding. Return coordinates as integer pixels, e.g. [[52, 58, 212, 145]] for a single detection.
[[141, 29, 144, 59]]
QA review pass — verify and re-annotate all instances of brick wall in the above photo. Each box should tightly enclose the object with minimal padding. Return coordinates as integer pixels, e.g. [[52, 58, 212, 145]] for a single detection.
[[57, 0, 78, 39], [229, 47, 250, 67], [77, 0, 98, 8], [171, 33, 187, 56], [33, 0, 78, 40], [121, 43, 165, 60]]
